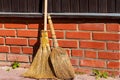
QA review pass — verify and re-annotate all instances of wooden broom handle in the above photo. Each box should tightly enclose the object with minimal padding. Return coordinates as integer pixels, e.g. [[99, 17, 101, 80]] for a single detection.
[[48, 15, 59, 48], [44, 0, 48, 31]]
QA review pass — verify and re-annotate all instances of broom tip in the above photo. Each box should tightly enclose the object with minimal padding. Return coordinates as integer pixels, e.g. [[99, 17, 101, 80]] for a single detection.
[[47, 14, 51, 19]]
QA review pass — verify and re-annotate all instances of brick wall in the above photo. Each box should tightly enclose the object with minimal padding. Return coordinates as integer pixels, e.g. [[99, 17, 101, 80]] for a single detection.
[[0, 22, 119, 75]]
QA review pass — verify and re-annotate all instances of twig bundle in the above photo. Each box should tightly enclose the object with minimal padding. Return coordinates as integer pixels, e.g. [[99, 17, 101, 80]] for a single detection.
[[23, 31, 55, 79]]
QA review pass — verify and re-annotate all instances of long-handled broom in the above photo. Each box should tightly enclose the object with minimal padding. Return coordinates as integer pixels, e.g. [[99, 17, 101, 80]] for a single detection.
[[23, 0, 55, 79], [48, 14, 75, 79]]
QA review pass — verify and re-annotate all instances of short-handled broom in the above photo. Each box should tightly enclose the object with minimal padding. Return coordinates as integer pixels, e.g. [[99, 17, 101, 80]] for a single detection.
[[23, 0, 55, 79], [48, 14, 75, 80]]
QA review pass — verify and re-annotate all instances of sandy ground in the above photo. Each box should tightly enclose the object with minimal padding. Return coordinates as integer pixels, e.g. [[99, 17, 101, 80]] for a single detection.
[[0, 67, 119, 80]]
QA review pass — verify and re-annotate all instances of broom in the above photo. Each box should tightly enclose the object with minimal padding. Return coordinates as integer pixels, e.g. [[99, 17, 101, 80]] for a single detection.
[[23, 0, 55, 79], [48, 14, 75, 79]]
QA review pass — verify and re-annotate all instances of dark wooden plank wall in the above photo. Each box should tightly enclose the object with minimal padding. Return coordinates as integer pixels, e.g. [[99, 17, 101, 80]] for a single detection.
[[27, 0, 40, 12], [0, 0, 120, 13], [0, 0, 40, 12], [49, 0, 120, 13], [79, 0, 88, 12], [107, 0, 115, 13], [48, 0, 52, 12], [1, 0, 12, 12], [116, 0, 120, 13], [11, 0, 19, 12], [89, 0, 98, 13], [98, 0, 107, 13], [52, 0, 61, 12], [61, 0, 71, 12], [70, 0, 79, 12]]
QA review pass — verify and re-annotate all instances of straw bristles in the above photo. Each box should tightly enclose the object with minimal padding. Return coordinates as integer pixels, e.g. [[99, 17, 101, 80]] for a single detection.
[[50, 47, 75, 79], [23, 31, 55, 79]]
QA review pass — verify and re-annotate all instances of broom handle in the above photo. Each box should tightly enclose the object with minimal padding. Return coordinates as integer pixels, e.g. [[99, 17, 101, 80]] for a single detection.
[[48, 15, 59, 48], [44, 0, 48, 31]]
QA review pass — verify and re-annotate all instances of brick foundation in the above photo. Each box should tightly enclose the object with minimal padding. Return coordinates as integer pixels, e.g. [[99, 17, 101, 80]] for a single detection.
[[0, 21, 119, 75]]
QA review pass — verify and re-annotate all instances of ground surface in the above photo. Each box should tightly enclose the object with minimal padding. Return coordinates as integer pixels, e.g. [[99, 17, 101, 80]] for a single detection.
[[0, 67, 119, 80]]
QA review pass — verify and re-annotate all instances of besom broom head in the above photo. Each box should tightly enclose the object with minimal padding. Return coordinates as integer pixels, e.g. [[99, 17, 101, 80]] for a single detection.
[[23, 31, 55, 79], [48, 14, 75, 79], [50, 47, 75, 79]]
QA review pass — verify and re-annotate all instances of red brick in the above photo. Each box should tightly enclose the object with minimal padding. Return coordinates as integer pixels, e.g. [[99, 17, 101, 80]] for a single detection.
[[0, 54, 6, 61], [70, 58, 79, 66], [28, 39, 37, 46], [5, 24, 26, 29], [6, 38, 27, 46], [0, 38, 4, 44], [28, 24, 39, 29], [0, 46, 9, 53], [10, 46, 21, 53], [66, 49, 71, 56], [93, 33, 119, 41], [106, 24, 120, 32], [79, 23, 104, 31], [98, 52, 120, 60], [0, 30, 16, 37], [75, 68, 91, 74], [71, 50, 83, 57], [80, 41, 105, 50], [0, 62, 11, 66], [58, 40, 78, 48], [107, 62, 120, 69], [7, 54, 29, 62], [53, 24, 76, 30], [48, 31, 64, 38], [29, 55, 33, 62], [66, 32, 90, 39], [108, 71, 119, 76], [22, 47, 33, 54], [80, 59, 105, 68], [0, 24, 2, 28], [17, 30, 38, 37], [107, 42, 120, 50], [85, 50, 96, 58]]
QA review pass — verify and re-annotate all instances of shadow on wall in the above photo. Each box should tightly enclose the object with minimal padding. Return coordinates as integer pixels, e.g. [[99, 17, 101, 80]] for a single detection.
[[32, 24, 44, 61]]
